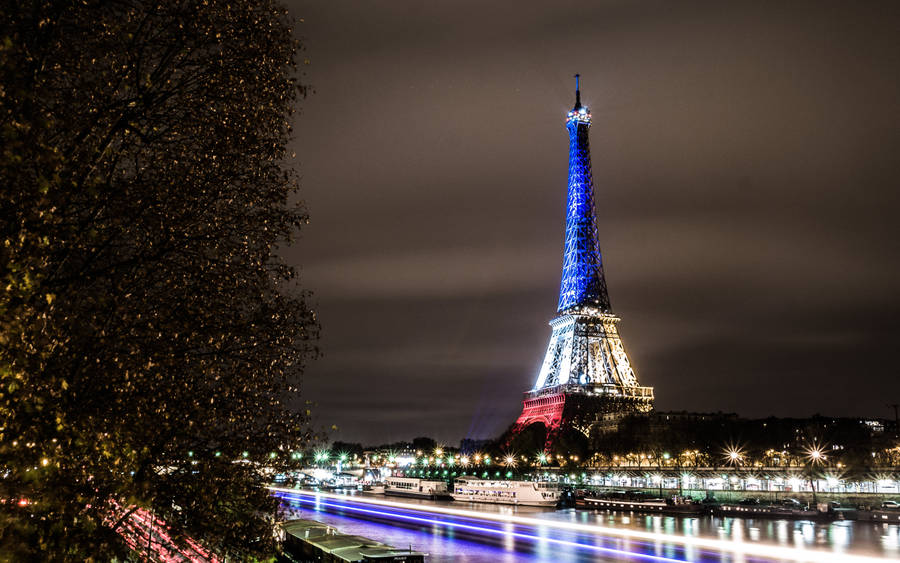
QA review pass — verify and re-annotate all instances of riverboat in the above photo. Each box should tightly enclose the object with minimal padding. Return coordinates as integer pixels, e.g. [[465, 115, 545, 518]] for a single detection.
[[451, 477, 560, 507], [581, 495, 708, 515], [359, 484, 385, 495], [383, 477, 449, 499], [714, 504, 823, 520], [862, 509, 900, 523], [711, 498, 832, 520], [279, 519, 427, 563]]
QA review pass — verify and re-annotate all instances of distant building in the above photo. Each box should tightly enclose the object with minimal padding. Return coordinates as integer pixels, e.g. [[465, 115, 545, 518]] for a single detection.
[[459, 438, 492, 454]]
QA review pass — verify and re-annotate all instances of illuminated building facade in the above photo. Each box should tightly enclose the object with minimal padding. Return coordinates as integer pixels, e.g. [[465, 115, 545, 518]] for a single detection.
[[510, 76, 654, 450]]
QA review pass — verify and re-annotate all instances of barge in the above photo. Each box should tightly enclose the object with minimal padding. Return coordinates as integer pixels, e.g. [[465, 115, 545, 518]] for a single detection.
[[580, 494, 708, 515], [279, 519, 426, 563]]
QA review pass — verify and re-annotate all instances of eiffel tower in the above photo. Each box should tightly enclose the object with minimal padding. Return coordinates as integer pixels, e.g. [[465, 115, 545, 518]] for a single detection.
[[509, 76, 654, 451]]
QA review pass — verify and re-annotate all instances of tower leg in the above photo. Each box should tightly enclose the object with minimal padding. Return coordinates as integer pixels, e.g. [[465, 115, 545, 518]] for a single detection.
[[507, 392, 567, 452]]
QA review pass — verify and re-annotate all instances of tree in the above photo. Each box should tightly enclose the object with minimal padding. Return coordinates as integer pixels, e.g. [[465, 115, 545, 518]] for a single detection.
[[330, 442, 364, 459], [410, 437, 436, 451], [0, 0, 316, 559]]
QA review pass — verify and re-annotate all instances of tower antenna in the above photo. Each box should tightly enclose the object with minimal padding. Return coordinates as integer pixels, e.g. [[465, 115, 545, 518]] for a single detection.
[[574, 74, 581, 109]]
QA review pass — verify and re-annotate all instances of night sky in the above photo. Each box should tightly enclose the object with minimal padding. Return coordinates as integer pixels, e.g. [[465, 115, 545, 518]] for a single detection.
[[282, 0, 900, 445]]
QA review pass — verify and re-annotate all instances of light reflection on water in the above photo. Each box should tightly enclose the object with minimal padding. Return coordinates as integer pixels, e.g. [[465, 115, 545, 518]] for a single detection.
[[278, 494, 898, 562], [556, 510, 900, 561], [881, 523, 899, 553]]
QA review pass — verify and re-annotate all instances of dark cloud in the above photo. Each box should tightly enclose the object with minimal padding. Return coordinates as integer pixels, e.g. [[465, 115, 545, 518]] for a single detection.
[[283, 0, 900, 444]]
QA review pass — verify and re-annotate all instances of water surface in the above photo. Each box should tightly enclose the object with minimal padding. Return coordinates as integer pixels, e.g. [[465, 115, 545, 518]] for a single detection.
[[276, 490, 899, 562]]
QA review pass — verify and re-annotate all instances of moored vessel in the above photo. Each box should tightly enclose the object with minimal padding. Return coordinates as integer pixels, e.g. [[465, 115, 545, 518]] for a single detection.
[[383, 477, 449, 499], [581, 495, 708, 515], [451, 477, 560, 507]]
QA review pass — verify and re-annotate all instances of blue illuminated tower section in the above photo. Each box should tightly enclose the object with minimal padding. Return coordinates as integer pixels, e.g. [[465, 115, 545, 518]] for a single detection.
[[558, 75, 611, 313]]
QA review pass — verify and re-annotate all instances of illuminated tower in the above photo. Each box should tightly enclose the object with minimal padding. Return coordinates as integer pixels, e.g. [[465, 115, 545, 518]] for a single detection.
[[509, 76, 654, 450]]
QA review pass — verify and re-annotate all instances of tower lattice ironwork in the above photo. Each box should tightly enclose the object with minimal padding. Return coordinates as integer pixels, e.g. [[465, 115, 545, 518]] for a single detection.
[[557, 75, 610, 314], [509, 76, 654, 451]]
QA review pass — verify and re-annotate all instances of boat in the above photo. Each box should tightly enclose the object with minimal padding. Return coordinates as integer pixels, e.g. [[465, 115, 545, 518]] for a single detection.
[[383, 477, 449, 499], [579, 492, 709, 515], [709, 497, 826, 519], [713, 504, 824, 520], [451, 477, 560, 507], [860, 509, 900, 523], [359, 484, 385, 495], [279, 519, 427, 562], [582, 496, 668, 512]]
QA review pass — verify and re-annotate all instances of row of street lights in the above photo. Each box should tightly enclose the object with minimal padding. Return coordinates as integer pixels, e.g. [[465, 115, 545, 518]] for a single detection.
[[297, 442, 900, 473]]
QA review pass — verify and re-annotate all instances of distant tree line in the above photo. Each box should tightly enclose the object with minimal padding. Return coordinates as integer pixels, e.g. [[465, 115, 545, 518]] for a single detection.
[[330, 437, 439, 457], [501, 413, 899, 474], [328, 416, 899, 477], [589, 413, 898, 474]]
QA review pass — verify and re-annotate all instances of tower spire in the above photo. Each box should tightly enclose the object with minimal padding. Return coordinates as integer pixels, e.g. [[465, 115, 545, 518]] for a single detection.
[[574, 73, 582, 110]]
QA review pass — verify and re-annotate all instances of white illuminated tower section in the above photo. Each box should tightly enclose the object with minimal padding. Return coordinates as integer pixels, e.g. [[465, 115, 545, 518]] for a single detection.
[[510, 76, 654, 450]]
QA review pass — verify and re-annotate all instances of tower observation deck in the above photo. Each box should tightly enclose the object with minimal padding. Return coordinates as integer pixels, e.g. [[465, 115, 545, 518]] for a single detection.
[[509, 76, 654, 451]]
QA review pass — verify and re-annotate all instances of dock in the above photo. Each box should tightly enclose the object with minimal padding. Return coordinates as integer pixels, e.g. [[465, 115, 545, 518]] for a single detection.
[[279, 518, 426, 562]]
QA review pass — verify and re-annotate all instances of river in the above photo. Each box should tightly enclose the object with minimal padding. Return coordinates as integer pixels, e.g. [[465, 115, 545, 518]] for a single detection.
[[274, 489, 899, 562]]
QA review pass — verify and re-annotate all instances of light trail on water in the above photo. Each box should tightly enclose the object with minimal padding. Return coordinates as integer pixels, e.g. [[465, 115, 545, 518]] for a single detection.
[[277, 491, 685, 562], [271, 487, 891, 563]]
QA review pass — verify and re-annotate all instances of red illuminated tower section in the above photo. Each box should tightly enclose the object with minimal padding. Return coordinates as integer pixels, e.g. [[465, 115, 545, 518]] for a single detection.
[[509, 76, 654, 451]]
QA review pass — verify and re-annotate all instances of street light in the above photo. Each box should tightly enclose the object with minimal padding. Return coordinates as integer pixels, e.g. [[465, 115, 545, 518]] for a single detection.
[[652, 473, 663, 496], [723, 444, 744, 467], [806, 445, 825, 464], [804, 442, 827, 505]]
